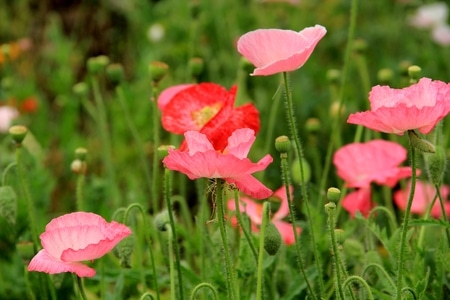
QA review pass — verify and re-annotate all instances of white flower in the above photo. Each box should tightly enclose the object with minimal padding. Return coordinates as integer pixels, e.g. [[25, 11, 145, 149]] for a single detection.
[[409, 2, 448, 28]]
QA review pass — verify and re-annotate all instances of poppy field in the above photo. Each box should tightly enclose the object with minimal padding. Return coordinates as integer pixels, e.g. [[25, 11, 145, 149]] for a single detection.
[[2, 0, 450, 299]]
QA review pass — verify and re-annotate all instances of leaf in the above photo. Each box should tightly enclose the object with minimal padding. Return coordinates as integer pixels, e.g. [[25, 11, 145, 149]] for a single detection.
[[408, 218, 450, 229]]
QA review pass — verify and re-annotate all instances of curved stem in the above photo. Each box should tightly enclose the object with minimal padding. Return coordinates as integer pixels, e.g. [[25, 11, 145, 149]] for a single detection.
[[2, 161, 16, 186], [362, 263, 396, 291], [215, 179, 236, 300], [396, 131, 417, 299], [256, 202, 270, 300], [279, 152, 316, 299], [190, 283, 219, 300], [342, 276, 374, 300], [139, 292, 156, 300]]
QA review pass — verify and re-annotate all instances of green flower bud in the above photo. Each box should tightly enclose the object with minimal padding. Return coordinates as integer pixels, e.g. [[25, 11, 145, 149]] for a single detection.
[[325, 202, 336, 213], [106, 63, 125, 84], [327, 187, 341, 203], [264, 222, 282, 256], [73, 82, 89, 96], [87, 55, 110, 74], [9, 125, 28, 145], [334, 229, 344, 244], [149, 61, 169, 84], [154, 210, 171, 231], [275, 136, 291, 154], [0, 186, 17, 227], [291, 157, 311, 186], [75, 147, 88, 161], [408, 65, 421, 83], [408, 130, 436, 153], [326, 69, 341, 84], [377, 68, 394, 84], [113, 234, 135, 268], [424, 146, 447, 185]]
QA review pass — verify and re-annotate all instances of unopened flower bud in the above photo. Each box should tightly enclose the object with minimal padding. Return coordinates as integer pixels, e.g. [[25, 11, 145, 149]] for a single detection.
[[87, 55, 110, 74], [73, 82, 89, 96], [75, 147, 88, 161], [113, 234, 135, 268], [154, 210, 171, 231], [325, 202, 336, 213], [275, 136, 291, 154], [158, 145, 175, 160], [327, 187, 341, 203], [408, 65, 421, 83], [291, 157, 311, 186], [106, 63, 125, 84], [189, 57, 204, 78], [424, 146, 447, 185], [326, 69, 341, 84], [0, 186, 17, 227], [305, 118, 321, 133], [264, 222, 282, 256], [71, 159, 87, 174], [377, 68, 393, 84], [408, 130, 436, 153], [149, 61, 169, 84], [9, 125, 27, 145], [334, 229, 344, 244]]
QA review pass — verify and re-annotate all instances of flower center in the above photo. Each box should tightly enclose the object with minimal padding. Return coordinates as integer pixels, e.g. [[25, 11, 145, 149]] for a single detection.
[[191, 103, 222, 127]]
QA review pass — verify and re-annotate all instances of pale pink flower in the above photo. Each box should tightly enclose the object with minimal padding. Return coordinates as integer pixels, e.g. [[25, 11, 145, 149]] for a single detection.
[[0, 106, 19, 132], [394, 180, 450, 218], [227, 186, 301, 245], [342, 187, 372, 218], [432, 24, 450, 46], [408, 2, 448, 29], [163, 128, 273, 199], [333, 140, 413, 188], [157, 83, 194, 110], [237, 25, 326, 76], [28, 212, 132, 277], [347, 78, 450, 135]]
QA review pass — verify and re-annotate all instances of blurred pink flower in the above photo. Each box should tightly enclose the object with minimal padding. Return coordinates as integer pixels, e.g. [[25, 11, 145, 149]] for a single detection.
[[347, 78, 450, 135], [333, 140, 413, 188], [163, 128, 273, 199], [0, 106, 19, 132], [409, 2, 448, 29], [432, 24, 450, 46], [237, 25, 326, 76], [342, 188, 372, 218], [394, 180, 450, 218], [227, 186, 301, 245], [28, 212, 132, 277]]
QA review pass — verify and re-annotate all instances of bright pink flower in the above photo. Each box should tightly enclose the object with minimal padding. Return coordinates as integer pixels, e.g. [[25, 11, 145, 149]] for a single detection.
[[342, 187, 372, 218], [347, 78, 450, 135], [333, 140, 413, 188], [157, 83, 194, 110], [394, 180, 450, 218], [160, 83, 260, 151], [0, 106, 19, 132], [28, 212, 131, 277], [237, 25, 326, 76], [227, 186, 301, 245], [163, 128, 272, 199]]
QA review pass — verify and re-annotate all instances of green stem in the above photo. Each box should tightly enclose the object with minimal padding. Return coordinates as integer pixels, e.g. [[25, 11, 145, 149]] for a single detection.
[[256, 202, 270, 300], [1, 161, 16, 186], [279, 152, 316, 299], [164, 168, 184, 300], [167, 225, 176, 300], [325, 202, 345, 300], [417, 191, 438, 250], [281, 72, 323, 297], [233, 189, 258, 261], [151, 84, 161, 213], [123, 203, 160, 300], [396, 131, 417, 300], [91, 76, 121, 207], [362, 263, 396, 291], [342, 276, 374, 300], [76, 171, 85, 211], [215, 179, 236, 300], [190, 283, 219, 300], [74, 275, 88, 300]]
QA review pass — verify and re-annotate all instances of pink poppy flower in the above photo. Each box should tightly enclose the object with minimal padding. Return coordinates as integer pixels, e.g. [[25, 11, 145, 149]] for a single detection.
[[432, 24, 450, 46], [408, 2, 448, 29], [0, 106, 19, 132], [237, 25, 326, 76], [342, 187, 372, 218], [160, 83, 260, 151], [227, 186, 301, 245], [163, 128, 273, 199], [157, 83, 194, 110], [394, 180, 450, 218], [333, 140, 414, 188], [28, 212, 132, 277], [347, 78, 450, 135]]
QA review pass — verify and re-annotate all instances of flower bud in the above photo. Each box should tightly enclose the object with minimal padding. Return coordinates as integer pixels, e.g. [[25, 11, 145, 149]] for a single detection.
[[0, 186, 17, 227], [291, 157, 311, 186], [149, 61, 169, 84], [154, 210, 171, 231], [188, 57, 204, 78], [9, 125, 28, 145], [75, 147, 88, 161], [264, 222, 282, 256], [73, 82, 89, 97], [377, 68, 393, 84], [87, 55, 110, 74], [305, 118, 321, 133], [326, 69, 341, 84], [334, 229, 344, 244], [327, 187, 341, 203], [325, 202, 336, 213], [158, 145, 175, 160], [106, 63, 125, 84], [408, 130, 436, 153], [408, 65, 421, 83], [113, 234, 135, 268], [424, 145, 447, 185], [275, 136, 291, 154]]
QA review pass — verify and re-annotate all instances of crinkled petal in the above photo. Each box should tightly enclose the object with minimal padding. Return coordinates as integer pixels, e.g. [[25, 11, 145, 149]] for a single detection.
[[342, 188, 372, 218], [273, 220, 301, 246], [28, 249, 96, 277], [157, 84, 194, 110], [184, 130, 215, 155], [237, 25, 327, 76], [224, 128, 256, 159], [226, 174, 273, 199]]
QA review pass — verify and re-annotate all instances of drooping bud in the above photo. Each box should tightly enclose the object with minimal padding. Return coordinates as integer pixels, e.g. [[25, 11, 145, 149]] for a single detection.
[[264, 222, 282, 256], [424, 145, 447, 185], [325, 202, 336, 213], [275, 136, 291, 154], [154, 210, 171, 231], [353, 38, 368, 54], [408, 130, 436, 153], [113, 234, 135, 268], [327, 187, 341, 204], [9, 125, 28, 145]]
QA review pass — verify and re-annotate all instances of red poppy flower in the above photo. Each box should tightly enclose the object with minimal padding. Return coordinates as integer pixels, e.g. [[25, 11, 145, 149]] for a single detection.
[[160, 83, 260, 151]]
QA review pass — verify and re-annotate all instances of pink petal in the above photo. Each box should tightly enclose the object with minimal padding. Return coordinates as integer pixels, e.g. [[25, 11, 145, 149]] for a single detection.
[[273, 220, 301, 246], [157, 84, 194, 110], [184, 131, 215, 155], [432, 24, 450, 46], [230, 197, 264, 224], [224, 128, 256, 159], [0, 106, 19, 132], [342, 188, 372, 218], [226, 174, 273, 199], [28, 249, 96, 277], [237, 25, 326, 76], [271, 186, 293, 220]]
